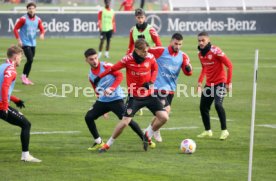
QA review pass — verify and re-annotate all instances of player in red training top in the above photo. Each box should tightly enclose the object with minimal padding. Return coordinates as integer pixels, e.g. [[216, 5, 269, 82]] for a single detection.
[[119, 0, 134, 11], [145, 33, 193, 143], [126, 8, 162, 54], [196, 31, 233, 140], [94, 39, 169, 152], [0, 46, 41, 162], [97, 0, 116, 59], [84, 48, 148, 151], [13, 2, 45, 85]]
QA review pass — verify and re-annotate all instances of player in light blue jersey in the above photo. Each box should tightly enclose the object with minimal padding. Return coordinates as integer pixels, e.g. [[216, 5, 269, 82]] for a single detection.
[[145, 33, 193, 142], [13, 2, 45, 85]]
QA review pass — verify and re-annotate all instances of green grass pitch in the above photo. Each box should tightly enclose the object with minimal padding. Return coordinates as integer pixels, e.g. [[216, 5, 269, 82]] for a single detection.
[[0, 35, 275, 181]]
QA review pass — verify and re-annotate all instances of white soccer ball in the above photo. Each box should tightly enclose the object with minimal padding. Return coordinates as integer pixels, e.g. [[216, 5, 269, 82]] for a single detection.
[[180, 139, 196, 154]]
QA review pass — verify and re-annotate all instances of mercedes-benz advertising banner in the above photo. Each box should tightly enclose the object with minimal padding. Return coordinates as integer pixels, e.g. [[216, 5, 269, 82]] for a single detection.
[[1, 12, 276, 37]]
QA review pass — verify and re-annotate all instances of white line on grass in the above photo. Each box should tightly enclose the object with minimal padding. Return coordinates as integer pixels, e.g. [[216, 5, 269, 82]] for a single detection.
[[30, 131, 81, 135], [41, 93, 66, 98], [160, 126, 199, 130], [210, 116, 234, 121], [143, 126, 199, 131], [256, 124, 276, 128]]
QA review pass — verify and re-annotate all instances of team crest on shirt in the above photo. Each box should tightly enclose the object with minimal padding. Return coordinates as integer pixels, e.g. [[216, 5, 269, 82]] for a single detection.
[[144, 62, 150, 68], [208, 55, 212, 60], [127, 109, 133, 115]]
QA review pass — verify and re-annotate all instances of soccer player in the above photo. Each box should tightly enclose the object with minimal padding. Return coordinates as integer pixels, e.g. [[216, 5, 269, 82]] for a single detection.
[[95, 39, 169, 152], [84, 48, 150, 151], [13, 2, 45, 85], [0, 45, 41, 162], [126, 8, 162, 54], [119, 0, 135, 11], [127, 8, 162, 115], [97, 0, 116, 59], [145, 33, 193, 142], [196, 31, 233, 140]]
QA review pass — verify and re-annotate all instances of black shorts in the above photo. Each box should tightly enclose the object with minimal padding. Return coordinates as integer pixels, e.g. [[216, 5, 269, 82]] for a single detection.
[[157, 93, 174, 107], [100, 30, 113, 40], [87, 99, 125, 120], [124, 95, 165, 117]]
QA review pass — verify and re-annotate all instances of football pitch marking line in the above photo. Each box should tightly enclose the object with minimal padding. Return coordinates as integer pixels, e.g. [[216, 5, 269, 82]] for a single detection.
[[41, 93, 66, 98], [210, 117, 234, 121], [30, 131, 81, 135], [159, 126, 199, 130], [256, 124, 276, 128]]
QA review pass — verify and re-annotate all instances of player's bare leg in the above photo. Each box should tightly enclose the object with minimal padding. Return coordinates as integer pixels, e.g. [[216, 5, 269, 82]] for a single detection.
[[147, 106, 171, 142]]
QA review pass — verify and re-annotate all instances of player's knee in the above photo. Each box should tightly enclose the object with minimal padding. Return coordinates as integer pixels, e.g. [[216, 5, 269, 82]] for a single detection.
[[85, 113, 96, 123], [157, 111, 169, 124], [214, 102, 223, 110], [22, 119, 31, 130]]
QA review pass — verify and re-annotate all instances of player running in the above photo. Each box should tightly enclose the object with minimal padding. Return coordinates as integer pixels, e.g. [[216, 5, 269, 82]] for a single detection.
[[145, 33, 193, 142], [94, 39, 168, 152], [84, 48, 150, 151], [13, 2, 45, 85], [196, 31, 233, 140], [0, 46, 41, 162]]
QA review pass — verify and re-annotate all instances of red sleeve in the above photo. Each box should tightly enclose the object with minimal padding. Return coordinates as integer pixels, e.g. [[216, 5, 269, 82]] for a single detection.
[[103, 65, 123, 90], [98, 11, 102, 30], [10, 95, 20, 103], [149, 28, 162, 46], [217, 54, 233, 84], [13, 17, 26, 39], [181, 53, 192, 76], [150, 58, 158, 83], [148, 47, 164, 59], [126, 28, 134, 54], [38, 19, 45, 35], [99, 61, 126, 78], [0, 67, 17, 110], [198, 64, 206, 84]]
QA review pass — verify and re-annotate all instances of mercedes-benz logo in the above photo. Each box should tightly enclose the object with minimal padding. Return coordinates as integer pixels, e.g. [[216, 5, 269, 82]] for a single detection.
[[146, 15, 162, 33]]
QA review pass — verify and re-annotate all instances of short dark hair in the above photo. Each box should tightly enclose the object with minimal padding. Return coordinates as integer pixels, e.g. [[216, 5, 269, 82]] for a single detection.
[[26, 2, 36, 9], [198, 31, 209, 37], [135, 8, 145, 16], [7, 45, 23, 58], [84, 48, 97, 58], [171, 33, 183, 41], [135, 39, 148, 50]]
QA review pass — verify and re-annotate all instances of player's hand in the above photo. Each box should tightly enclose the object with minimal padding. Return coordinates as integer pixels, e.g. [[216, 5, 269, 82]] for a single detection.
[[15, 100, 25, 109], [185, 64, 192, 73], [40, 34, 45, 40], [104, 87, 114, 96], [226, 83, 232, 92], [143, 82, 154, 90], [94, 76, 101, 86], [17, 39, 23, 47], [103, 113, 109, 119], [0, 110, 8, 120]]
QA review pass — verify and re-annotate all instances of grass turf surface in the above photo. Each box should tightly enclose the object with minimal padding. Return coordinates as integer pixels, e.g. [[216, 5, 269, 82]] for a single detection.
[[0, 35, 275, 181]]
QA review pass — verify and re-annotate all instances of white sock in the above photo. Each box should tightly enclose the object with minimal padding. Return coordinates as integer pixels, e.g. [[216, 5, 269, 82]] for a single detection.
[[207, 130, 212, 133], [98, 52, 102, 58], [95, 137, 102, 144], [22, 151, 29, 158], [105, 51, 109, 57], [106, 137, 115, 147], [147, 125, 154, 138]]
